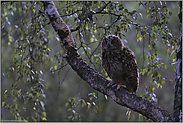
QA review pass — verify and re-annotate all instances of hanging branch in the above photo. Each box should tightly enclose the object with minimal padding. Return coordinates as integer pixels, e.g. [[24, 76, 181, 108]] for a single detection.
[[42, 1, 173, 122]]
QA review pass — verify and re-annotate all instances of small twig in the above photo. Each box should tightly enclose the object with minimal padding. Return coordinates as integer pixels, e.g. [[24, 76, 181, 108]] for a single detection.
[[71, 26, 80, 32], [107, 16, 121, 29], [50, 63, 68, 73], [97, 1, 111, 13], [60, 10, 82, 17], [78, 31, 97, 70], [56, 67, 71, 100], [95, 12, 123, 17]]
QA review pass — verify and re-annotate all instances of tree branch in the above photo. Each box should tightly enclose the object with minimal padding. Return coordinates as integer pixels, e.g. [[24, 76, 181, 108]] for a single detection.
[[96, 1, 111, 13], [173, 1, 182, 122], [42, 1, 173, 122]]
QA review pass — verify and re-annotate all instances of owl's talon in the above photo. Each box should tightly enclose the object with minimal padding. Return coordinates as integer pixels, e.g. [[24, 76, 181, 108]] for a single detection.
[[106, 80, 113, 88], [112, 84, 117, 88], [106, 83, 111, 87], [115, 85, 127, 91], [121, 85, 127, 88], [116, 85, 120, 91]]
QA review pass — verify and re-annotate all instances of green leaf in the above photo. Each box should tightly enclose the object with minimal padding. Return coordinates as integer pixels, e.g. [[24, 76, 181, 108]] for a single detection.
[[173, 58, 176, 62], [42, 117, 47, 121], [158, 64, 162, 68], [147, 14, 151, 19], [165, 65, 168, 69], [33, 107, 36, 110], [91, 56, 95, 61], [144, 54, 148, 60], [169, 12, 172, 16], [168, 52, 171, 57], [15, 104, 18, 109], [164, 8, 168, 14], [138, 2, 142, 6], [107, 77, 110, 80], [50, 58, 53, 62], [162, 78, 166, 83], [157, 83, 160, 88], [14, 97, 17, 101], [2, 102, 5, 106], [33, 8, 36, 13], [100, 33, 104, 38], [90, 97, 93, 101], [42, 112, 46, 117], [91, 37, 94, 42], [124, 9, 128, 13], [152, 55, 156, 61], [54, 65, 57, 70], [142, 70, 145, 75], [81, 99, 86, 107], [139, 37, 142, 41]]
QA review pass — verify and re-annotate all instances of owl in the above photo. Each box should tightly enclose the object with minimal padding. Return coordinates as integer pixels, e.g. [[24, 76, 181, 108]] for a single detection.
[[101, 35, 139, 93]]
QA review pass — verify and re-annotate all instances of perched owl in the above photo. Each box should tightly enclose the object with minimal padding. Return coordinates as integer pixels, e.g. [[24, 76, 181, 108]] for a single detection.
[[101, 35, 139, 93]]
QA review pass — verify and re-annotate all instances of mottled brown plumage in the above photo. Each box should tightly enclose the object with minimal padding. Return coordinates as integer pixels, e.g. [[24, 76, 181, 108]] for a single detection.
[[101, 35, 139, 93]]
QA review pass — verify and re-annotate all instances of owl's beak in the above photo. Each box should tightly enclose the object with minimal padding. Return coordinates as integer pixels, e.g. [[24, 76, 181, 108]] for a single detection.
[[107, 44, 111, 49]]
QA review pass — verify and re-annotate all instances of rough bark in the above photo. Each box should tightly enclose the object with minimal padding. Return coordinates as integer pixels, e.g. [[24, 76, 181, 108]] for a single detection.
[[42, 1, 173, 122], [173, 1, 182, 122]]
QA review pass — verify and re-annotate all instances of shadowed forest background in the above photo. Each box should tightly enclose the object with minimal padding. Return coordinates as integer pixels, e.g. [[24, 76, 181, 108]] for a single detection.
[[1, 1, 181, 121]]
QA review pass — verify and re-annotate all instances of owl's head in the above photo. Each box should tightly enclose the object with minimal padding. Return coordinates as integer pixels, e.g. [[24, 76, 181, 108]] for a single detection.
[[101, 35, 123, 52]]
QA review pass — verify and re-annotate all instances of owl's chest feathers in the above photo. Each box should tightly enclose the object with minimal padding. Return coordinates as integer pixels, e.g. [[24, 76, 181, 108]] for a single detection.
[[102, 50, 124, 78]]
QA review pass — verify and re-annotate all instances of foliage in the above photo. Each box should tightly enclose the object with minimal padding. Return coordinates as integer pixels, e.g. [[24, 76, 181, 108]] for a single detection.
[[2, 1, 48, 121], [1, 1, 180, 121], [65, 92, 98, 121]]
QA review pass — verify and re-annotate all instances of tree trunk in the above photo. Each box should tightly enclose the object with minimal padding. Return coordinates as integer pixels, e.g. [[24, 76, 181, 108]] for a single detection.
[[42, 1, 173, 121], [173, 1, 182, 122]]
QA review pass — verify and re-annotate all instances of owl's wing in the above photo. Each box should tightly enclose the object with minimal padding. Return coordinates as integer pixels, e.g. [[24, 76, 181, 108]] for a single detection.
[[120, 47, 139, 93]]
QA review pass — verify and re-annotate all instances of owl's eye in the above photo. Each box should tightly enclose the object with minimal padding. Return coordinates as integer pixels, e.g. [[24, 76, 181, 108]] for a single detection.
[[111, 40, 115, 45], [104, 41, 107, 45]]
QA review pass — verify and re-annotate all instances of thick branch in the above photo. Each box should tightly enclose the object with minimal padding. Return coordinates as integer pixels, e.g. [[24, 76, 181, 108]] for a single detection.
[[42, 1, 173, 122], [173, 1, 182, 122]]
